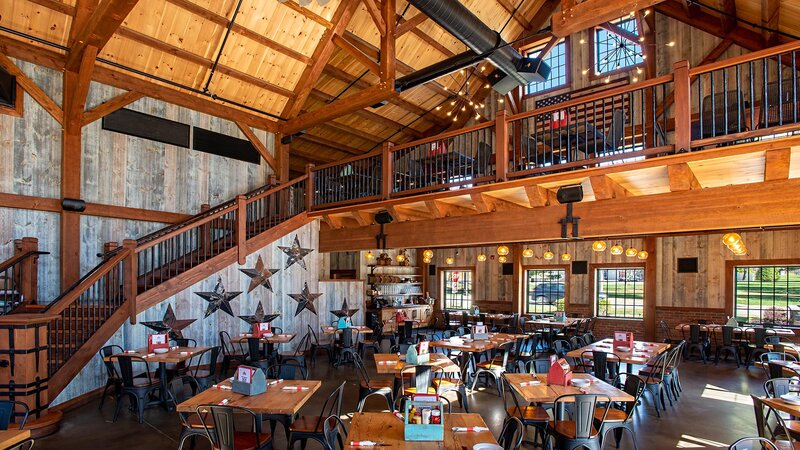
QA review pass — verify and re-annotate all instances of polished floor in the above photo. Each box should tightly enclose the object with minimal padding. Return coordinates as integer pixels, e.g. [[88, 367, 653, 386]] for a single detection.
[[38, 354, 766, 450]]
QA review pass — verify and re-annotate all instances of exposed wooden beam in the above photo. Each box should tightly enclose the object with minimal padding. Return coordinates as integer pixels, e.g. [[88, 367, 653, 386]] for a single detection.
[[315, 121, 385, 145], [308, 89, 421, 139], [590, 175, 630, 200], [278, 0, 334, 29], [396, 13, 428, 37], [667, 163, 701, 191], [351, 210, 374, 226], [290, 83, 402, 135], [0, 192, 190, 223], [82, 90, 144, 126], [67, 0, 139, 71], [523, 185, 557, 207], [496, 0, 534, 30], [321, 214, 346, 229], [381, 0, 396, 82], [68, 0, 97, 45], [276, 133, 291, 182], [762, 0, 781, 46], [718, 0, 737, 32], [425, 200, 475, 218], [29, 0, 76, 16], [363, 0, 387, 35], [64, 45, 98, 126], [479, 194, 530, 211], [333, 34, 381, 74], [470, 193, 491, 214], [598, 21, 640, 44], [281, 0, 360, 119], [764, 148, 791, 181], [0, 53, 63, 125], [236, 122, 278, 172], [297, 133, 364, 156], [552, 0, 667, 37]]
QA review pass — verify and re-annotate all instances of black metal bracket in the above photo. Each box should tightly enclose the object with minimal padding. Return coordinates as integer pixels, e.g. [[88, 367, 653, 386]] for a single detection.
[[376, 224, 387, 249], [559, 203, 581, 239]]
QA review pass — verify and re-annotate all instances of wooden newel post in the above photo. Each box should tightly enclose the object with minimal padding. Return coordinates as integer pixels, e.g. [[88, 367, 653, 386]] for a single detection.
[[236, 195, 247, 265], [495, 109, 509, 182], [122, 240, 138, 325], [305, 163, 315, 212], [673, 60, 692, 152], [381, 142, 393, 200], [14, 237, 39, 305], [199, 203, 211, 255]]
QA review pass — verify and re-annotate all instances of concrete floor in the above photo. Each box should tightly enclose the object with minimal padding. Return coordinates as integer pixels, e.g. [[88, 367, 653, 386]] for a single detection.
[[37, 355, 767, 450]]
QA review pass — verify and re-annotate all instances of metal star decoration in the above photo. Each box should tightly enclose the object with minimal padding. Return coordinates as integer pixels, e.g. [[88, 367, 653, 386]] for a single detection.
[[141, 304, 196, 340], [278, 235, 314, 270], [238, 302, 280, 325], [239, 255, 279, 293], [195, 278, 242, 318], [288, 282, 323, 317], [330, 298, 359, 318]]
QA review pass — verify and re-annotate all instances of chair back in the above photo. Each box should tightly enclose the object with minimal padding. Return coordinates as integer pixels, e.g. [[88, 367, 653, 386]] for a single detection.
[[99, 344, 123, 379], [510, 313, 520, 333], [659, 320, 673, 342], [498, 416, 524, 450], [341, 328, 356, 348], [500, 373, 525, 417], [553, 339, 571, 358], [171, 338, 197, 347], [607, 109, 626, 149], [753, 328, 768, 347], [293, 333, 312, 356], [269, 362, 308, 380], [613, 372, 645, 422], [201, 404, 263, 450], [190, 346, 221, 382], [352, 352, 372, 387], [0, 401, 28, 430], [308, 324, 321, 345], [751, 394, 790, 440], [582, 332, 596, 344], [5, 438, 33, 450], [219, 331, 239, 356], [112, 355, 154, 387], [721, 326, 736, 346], [764, 377, 795, 398], [401, 365, 433, 395], [728, 437, 780, 450], [167, 375, 199, 428], [460, 313, 469, 327], [247, 337, 264, 361], [589, 351, 619, 381], [689, 324, 703, 344], [701, 90, 746, 136], [403, 320, 415, 342], [569, 336, 582, 350], [444, 311, 452, 327], [768, 361, 788, 379], [315, 382, 346, 431], [322, 415, 348, 450], [553, 394, 610, 439]]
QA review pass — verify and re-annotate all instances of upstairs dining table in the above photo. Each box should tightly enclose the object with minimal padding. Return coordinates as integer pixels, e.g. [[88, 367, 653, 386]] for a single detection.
[[345, 412, 498, 450], [566, 338, 669, 372]]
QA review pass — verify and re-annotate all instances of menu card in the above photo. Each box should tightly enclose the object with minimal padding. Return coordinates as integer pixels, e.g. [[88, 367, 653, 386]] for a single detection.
[[147, 333, 169, 353], [237, 366, 257, 383], [253, 322, 272, 338], [417, 341, 429, 355], [613, 331, 635, 349]]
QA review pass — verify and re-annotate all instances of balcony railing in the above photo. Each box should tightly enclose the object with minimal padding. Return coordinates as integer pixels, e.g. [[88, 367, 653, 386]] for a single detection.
[[303, 41, 800, 211]]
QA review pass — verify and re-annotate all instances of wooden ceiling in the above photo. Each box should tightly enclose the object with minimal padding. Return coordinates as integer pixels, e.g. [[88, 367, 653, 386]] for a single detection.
[[1, 0, 799, 175]]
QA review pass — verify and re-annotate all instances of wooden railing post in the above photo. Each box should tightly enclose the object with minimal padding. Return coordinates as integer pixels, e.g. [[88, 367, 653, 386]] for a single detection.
[[382, 142, 393, 200], [102, 241, 118, 305], [199, 203, 210, 255], [673, 60, 692, 152], [305, 163, 315, 212], [236, 194, 247, 265], [495, 109, 509, 182], [14, 237, 38, 304], [122, 239, 138, 324]]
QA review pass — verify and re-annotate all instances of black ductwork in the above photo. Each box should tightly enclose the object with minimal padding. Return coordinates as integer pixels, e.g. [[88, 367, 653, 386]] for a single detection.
[[395, 50, 484, 92], [407, 0, 549, 94]]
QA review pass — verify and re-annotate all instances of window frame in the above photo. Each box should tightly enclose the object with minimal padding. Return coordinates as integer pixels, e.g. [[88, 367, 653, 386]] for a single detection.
[[521, 37, 572, 99], [590, 262, 646, 320], [439, 266, 476, 311], [0, 81, 24, 118], [725, 258, 800, 327], [523, 264, 570, 314], [589, 18, 645, 81]]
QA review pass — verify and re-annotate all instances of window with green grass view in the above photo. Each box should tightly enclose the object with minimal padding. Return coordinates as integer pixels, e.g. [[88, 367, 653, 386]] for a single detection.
[[734, 265, 800, 326], [526, 268, 567, 314], [595, 267, 644, 319], [443, 270, 472, 310]]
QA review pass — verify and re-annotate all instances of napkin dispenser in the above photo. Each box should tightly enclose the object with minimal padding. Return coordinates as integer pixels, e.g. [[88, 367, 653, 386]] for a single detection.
[[147, 333, 169, 353], [613, 331, 635, 349], [726, 316, 739, 327], [472, 324, 489, 340], [232, 365, 267, 395], [404, 394, 444, 441], [406, 341, 430, 364], [253, 322, 272, 338], [546, 355, 573, 386]]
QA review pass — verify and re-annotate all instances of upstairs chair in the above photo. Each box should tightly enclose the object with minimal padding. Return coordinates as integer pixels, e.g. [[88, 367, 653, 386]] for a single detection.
[[219, 331, 247, 375], [166, 375, 208, 450], [279, 332, 310, 368], [715, 326, 742, 367], [288, 381, 346, 450], [498, 416, 525, 450], [470, 340, 513, 397], [98, 344, 124, 410], [110, 355, 162, 424], [247, 338, 272, 375], [547, 394, 611, 450], [728, 437, 780, 450], [199, 404, 273, 450], [353, 353, 393, 412], [267, 362, 308, 380], [760, 78, 800, 129], [0, 401, 28, 430], [189, 346, 221, 392], [697, 90, 748, 139], [308, 325, 333, 365], [500, 373, 549, 447], [594, 373, 645, 450], [684, 324, 710, 363]]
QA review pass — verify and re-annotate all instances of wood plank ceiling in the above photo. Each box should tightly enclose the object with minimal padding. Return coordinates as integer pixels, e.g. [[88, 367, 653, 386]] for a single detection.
[[1, 0, 798, 175]]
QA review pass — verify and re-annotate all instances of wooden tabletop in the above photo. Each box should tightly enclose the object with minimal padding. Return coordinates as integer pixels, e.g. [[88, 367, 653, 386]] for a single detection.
[[449, 311, 511, 320], [526, 318, 581, 328], [322, 326, 373, 335], [176, 379, 321, 415], [761, 396, 800, 417], [505, 373, 634, 403], [106, 346, 210, 363], [430, 338, 499, 353], [345, 412, 498, 450], [674, 324, 795, 336], [0, 430, 30, 449], [755, 359, 800, 376], [234, 333, 296, 344], [566, 339, 669, 365], [374, 353, 460, 374]]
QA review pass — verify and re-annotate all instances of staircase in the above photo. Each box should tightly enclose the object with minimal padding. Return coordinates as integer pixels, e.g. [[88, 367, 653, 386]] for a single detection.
[[35, 176, 311, 402]]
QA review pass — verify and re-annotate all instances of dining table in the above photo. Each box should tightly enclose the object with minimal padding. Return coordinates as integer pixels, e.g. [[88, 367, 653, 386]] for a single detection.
[[0, 430, 30, 449], [321, 325, 373, 335], [234, 332, 296, 358], [176, 378, 321, 440], [566, 338, 669, 372], [345, 412, 498, 450], [374, 352, 460, 375], [108, 346, 210, 408], [761, 395, 800, 418]]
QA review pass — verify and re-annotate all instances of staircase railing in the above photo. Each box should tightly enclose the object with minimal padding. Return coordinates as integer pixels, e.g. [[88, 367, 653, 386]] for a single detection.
[[0, 250, 48, 314]]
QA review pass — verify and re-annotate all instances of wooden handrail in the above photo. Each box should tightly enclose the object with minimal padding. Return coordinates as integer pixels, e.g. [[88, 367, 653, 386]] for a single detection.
[[45, 248, 131, 316], [688, 40, 800, 76], [389, 121, 496, 152], [246, 174, 308, 203], [135, 203, 238, 253], [309, 149, 383, 172], [0, 251, 47, 274]]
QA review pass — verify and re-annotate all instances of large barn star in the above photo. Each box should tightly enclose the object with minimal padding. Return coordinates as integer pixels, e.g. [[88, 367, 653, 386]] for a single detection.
[[195, 278, 242, 318], [278, 235, 314, 270], [330, 298, 359, 318], [288, 282, 322, 317], [239, 255, 279, 293], [141, 304, 196, 340], [238, 302, 280, 325]]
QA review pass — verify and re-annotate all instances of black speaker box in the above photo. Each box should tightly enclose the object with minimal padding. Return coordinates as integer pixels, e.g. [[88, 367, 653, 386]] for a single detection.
[[103, 108, 190, 148], [428, 264, 437, 276], [572, 261, 588, 274], [0, 68, 16, 108], [556, 185, 584, 204], [677, 258, 699, 273], [502, 263, 514, 275]]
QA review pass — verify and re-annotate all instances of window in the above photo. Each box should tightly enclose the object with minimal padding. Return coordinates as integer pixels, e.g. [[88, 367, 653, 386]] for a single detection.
[[525, 268, 567, 314], [733, 264, 800, 326], [442, 270, 473, 310], [594, 18, 644, 75], [595, 267, 644, 319], [526, 40, 568, 95]]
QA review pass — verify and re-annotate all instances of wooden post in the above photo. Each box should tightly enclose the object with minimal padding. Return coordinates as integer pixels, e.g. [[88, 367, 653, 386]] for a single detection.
[[236, 195, 247, 265], [381, 142, 393, 200], [122, 239, 138, 324], [643, 236, 657, 341], [305, 163, 315, 212], [495, 109, 509, 182], [102, 241, 118, 307], [511, 243, 523, 315], [276, 134, 291, 182], [673, 60, 692, 152], [199, 203, 211, 256], [13, 238, 39, 305]]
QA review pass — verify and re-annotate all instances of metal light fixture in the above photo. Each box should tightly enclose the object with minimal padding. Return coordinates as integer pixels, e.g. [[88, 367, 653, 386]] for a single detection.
[[422, 257, 432, 264], [637, 250, 649, 260], [446, 257, 455, 265], [497, 245, 510, 256], [592, 240, 607, 252], [423, 249, 434, 259], [477, 254, 487, 262], [561, 252, 572, 262], [498, 255, 508, 263], [722, 232, 747, 255], [625, 246, 638, 257], [396, 251, 406, 263], [522, 248, 534, 258], [543, 249, 554, 260], [610, 243, 623, 256], [365, 251, 375, 261]]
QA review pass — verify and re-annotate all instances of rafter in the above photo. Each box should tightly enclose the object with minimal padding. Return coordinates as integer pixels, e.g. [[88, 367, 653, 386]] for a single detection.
[[718, 0, 737, 32], [315, 121, 385, 145], [762, 0, 780, 46], [285, 83, 397, 135], [396, 13, 428, 37], [236, 122, 278, 171], [67, 0, 139, 71], [590, 175, 630, 200], [362, 0, 387, 35], [278, 0, 334, 29], [308, 89, 423, 139], [496, 0, 534, 30], [552, 0, 667, 37], [297, 133, 364, 156], [333, 34, 381, 74], [0, 52, 63, 125]]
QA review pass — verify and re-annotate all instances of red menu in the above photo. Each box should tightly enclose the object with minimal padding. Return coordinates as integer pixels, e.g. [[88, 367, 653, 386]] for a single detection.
[[147, 333, 169, 353], [613, 331, 635, 349], [253, 322, 272, 338]]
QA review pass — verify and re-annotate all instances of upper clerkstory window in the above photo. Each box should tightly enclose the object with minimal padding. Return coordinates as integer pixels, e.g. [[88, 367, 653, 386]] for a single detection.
[[594, 18, 644, 75], [525, 39, 568, 95]]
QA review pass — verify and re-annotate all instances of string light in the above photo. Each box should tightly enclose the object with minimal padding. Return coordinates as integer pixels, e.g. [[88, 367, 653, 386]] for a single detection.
[[436, 106, 442, 111], [479, 103, 484, 108], [498, 98, 504, 104], [450, 100, 456, 106], [666, 41, 676, 47], [461, 106, 467, 111], [446, 111, 452, 116]]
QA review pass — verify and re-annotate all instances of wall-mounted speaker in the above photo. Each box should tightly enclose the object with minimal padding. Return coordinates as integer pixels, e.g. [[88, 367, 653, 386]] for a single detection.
[[193, 127, 260, 164], [428, 264, 436, 276], [677, 257, 699, 273], [103, 108, 190, 148], [375, 211, 394, 224], [502, 263, 514, 275], [62, 198, 86, 212], [572, 261, 588, 274], [557, 185, 584, 204]]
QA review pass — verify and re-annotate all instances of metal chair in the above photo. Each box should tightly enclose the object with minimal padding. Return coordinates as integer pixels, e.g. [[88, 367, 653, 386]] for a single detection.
[[98, 344, 124, 410], [199, 404, 273, 450], [166, 375, 208, 450], [279, 332, 310, 368], [247, 337, 272, 375], [498, 416, 525, 450], [547, 394, 611, 450], [353, 353, 393, 412], [684, 324, 710, 363], [595, 373, 644, 450], [0, 401, 28, 430], [171, 338, 197, 347], [322, 415, 348, 450], [431, 359, 471, 412], [470, 340, 513, 397], [500, 373, 548, 447], [417, 317, 440, 342], [553, 339, 571, 359], [219, 331, 247, 375], [308, 325, 333, 365], [728, 437, 780, 450], [715, 326, 742, 366], [334, 328, 359, 367], [637, 351, 669, 417], [583, 351, 620, 383], [746, 328, 776, 368], [659, 320, 681, 344], [267, 362, 308, 380], [288, 381, 346, 450], [189, 346, 221, 392], [358, 323, 383, 358], [752, 393, 796, 445], [5, 438, 34, 450], [110, 355, 162, 424]]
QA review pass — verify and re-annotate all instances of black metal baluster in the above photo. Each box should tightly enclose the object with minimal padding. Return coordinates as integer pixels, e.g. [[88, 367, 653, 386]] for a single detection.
[[763, 58, 769, 130], [778, 54, 784, 126], [723, 68, 729, 134], [736, 65, 742, 134]]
